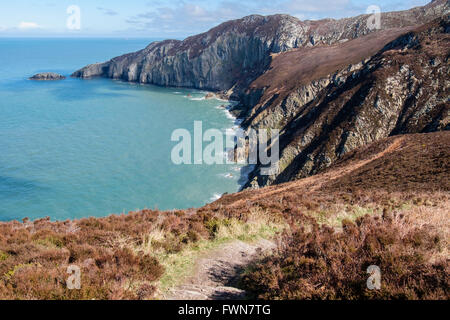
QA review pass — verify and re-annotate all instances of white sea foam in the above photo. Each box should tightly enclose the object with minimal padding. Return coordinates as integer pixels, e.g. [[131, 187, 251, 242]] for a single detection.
[[222, 108, 236, 120], [225, 126, 245, 138], [215, 97, 230, 102], [225, 127, 237, 136], [210, 193, 222, 201], [214, 104, 237, 121], [219, 172, 235, 179]]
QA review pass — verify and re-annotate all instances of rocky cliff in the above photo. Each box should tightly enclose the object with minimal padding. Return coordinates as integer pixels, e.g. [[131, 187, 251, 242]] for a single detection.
[[72, 0, 448, 95], [243, 17, 450, 188], [72, 0, 450, 189]]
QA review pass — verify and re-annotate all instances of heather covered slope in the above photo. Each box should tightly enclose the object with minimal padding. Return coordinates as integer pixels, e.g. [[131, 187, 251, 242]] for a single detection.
[[210, 132, 450, 300], [0, 132, 448, 300], [211, 131, 450, 209]]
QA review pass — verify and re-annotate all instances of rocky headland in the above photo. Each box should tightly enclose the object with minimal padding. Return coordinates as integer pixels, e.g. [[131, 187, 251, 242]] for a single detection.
[[0, 0, 448, 301], [72, 0, 449, 189]]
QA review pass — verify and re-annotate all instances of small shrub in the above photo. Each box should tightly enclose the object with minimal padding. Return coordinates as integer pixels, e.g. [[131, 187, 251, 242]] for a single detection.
[[242, 214, 449, 300], [0, 251, 9, 262]]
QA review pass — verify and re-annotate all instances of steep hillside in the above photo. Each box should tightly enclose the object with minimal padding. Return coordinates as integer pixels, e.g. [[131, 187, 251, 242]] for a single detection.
[[72, 0, 448, 96], [211, 131, 450, 210], [212, 131, 450, 300], [1, 132, 448, 300], [243, 16, 449, 188], [72, 1, 449, 190]]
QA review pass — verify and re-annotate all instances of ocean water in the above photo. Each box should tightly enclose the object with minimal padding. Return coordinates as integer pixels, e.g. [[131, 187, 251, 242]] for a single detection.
[[0, 38, 243, 221]]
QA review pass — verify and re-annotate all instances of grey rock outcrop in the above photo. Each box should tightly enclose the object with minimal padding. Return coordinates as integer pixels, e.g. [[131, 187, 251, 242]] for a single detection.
[[243, 17, 450, 188], [72, 0, 449, 96], [72, 1, 449, 189], [29, 72, 66, 81]]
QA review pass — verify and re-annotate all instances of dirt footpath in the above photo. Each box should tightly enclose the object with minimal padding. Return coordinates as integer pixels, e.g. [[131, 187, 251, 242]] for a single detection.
[[165, 239, 275, 300]]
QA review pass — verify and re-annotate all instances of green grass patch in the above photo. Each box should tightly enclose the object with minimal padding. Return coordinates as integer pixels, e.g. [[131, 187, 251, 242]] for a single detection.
[[34, 236, 64, 249], [0, 251, 9, 262], [4, 263, 35, 279], [312, 205, 376, 228], [152, 214, 286, 294]]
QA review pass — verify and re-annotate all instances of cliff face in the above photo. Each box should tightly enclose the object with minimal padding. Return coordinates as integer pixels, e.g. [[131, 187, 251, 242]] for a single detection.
[[72, 0, 449, 94], [72, 1, 449, 189], [244, 17, 449, 188], [72, 15, 308, 92]]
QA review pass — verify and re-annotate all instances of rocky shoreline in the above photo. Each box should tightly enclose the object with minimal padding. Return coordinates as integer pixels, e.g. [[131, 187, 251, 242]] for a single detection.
[[207, 96, 253, 193], [0, 0, 448, 303], [72, 0, 449, 190]]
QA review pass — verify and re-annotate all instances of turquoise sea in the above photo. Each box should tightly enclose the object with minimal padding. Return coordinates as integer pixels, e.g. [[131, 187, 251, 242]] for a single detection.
[[0, 38, 243, 221]]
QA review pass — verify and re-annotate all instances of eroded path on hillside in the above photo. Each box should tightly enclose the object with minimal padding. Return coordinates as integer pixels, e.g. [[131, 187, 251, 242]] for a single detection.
[[162, 138, 408, 300], [226, 137, 405, 208], [164, 240, 275, 300]]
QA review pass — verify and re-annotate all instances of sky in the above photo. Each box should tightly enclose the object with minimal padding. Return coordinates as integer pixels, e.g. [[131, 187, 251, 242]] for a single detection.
[[0, 0, 431, 38]]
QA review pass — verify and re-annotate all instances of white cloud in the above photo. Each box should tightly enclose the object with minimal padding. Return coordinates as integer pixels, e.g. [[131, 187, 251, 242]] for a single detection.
[[18, 22, 42, 30], [287, 0, 350, 12], [97, 7, 119, 16], [185, 4, 208, 17], [125, 2, 247, 35], [122, 0, 421, 37], [124, 0, 360, 36]]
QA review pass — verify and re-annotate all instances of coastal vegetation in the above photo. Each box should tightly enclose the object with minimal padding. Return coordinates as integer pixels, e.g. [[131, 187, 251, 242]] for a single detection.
[[0, 193, 286, 299], [242, 198, 449, 300], [0, 0, 448, 300], [0, 132, 448, 300], [72, 1, 449, 191]]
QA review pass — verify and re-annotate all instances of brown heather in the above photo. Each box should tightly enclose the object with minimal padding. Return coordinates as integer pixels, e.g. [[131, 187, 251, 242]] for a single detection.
[[241, 207, 449, 300], [0, 201, 280, 299], [209, 132, 450, 300], [1, 2, 449, 300], [0, 131, 448, 300]]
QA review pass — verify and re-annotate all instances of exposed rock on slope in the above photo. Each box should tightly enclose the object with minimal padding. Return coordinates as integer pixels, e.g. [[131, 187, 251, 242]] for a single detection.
[[72, 0, 449, 96], [72, 1, 449, 189], [211, 131, 450, 210], [243, 17, 449, 188]]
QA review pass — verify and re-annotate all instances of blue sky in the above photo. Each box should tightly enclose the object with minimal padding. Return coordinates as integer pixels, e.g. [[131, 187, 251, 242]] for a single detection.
[[0, 0, 430, 38]]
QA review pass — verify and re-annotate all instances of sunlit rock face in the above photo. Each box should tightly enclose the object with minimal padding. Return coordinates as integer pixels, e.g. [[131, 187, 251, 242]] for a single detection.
[[73, 1, 449, 189], [72, 1, 448, 93]]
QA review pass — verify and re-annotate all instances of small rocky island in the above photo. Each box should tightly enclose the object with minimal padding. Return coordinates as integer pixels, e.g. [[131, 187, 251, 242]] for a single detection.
[[29, 72, 66, 81]]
